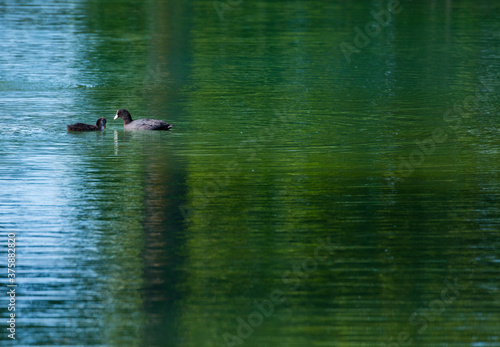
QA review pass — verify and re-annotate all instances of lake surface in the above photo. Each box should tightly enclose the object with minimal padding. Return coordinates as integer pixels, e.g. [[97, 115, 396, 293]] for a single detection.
[[1, 0, 499, 346]]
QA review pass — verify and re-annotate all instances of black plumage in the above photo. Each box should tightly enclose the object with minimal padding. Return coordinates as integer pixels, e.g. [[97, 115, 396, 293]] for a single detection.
[[67, 117, 107, 132], [114, 109, 173, 130]]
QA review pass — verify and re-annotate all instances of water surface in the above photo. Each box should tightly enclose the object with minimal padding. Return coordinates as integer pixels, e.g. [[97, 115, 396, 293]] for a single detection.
[[1, 0, 499, 346]]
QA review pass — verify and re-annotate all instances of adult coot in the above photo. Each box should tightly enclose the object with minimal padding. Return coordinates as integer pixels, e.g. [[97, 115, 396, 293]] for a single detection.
[[113, 109, 173, 130], [67, 117, 107, 131]]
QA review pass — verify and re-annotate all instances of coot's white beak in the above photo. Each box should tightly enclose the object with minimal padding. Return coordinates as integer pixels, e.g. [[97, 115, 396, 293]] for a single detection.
[[114, 114, 118, 120]]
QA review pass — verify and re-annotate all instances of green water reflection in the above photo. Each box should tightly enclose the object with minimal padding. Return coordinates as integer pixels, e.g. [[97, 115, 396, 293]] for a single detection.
[[0, 0, 499, 346]]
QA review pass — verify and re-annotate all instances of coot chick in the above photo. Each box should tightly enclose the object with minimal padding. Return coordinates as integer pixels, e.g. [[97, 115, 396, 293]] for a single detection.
[[113, 109, 173, 131], [67, 117, 107, 131]]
